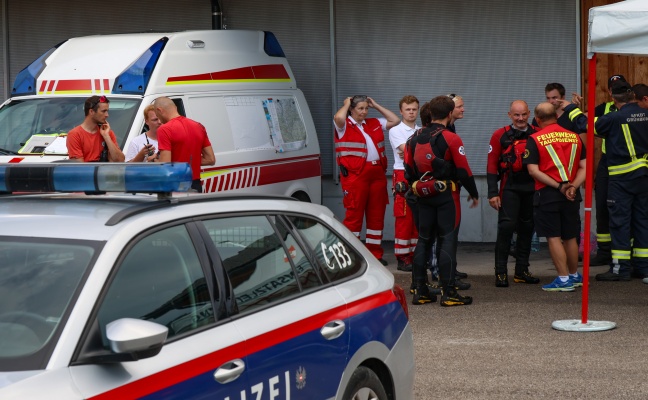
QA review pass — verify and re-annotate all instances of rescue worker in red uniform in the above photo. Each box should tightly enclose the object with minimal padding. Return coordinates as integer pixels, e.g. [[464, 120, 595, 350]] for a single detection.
[[594, 81, 648, 281], [389, 95, 420, 272], [487, 100, 540, 287], [334, 95, 400, 264], [404, 96, 479, 306], [524, 102, 586, 291]]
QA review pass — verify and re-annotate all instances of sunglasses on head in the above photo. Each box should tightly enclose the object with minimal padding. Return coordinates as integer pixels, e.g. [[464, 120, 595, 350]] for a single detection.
[[89, 95, 108, 110], [446, 93, 456, 99]]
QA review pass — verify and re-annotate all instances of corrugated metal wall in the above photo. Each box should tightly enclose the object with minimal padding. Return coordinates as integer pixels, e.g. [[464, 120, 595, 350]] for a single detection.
[[224, 0, 577, 177], [1, 0, 577, 178]]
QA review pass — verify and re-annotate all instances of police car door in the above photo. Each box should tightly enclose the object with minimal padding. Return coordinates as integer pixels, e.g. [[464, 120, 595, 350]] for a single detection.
[[200, 214, 351, 399], [70, 224, 250, 399]]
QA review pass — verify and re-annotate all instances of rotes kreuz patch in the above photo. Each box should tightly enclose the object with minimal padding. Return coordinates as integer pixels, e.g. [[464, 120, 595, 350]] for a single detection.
[[488, 145, 492, 154], [458, 146, 466, 156]]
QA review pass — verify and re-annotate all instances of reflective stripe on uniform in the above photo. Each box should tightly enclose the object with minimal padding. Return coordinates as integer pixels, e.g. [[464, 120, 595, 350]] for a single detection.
[[546, 144, 574, 182], [611, 249, 631, 260], [337, 151, 367, 157], [632, 248, 648, 258], [335, 142, 366, 149], [608, 124, 648, 175], [568, 108, 583, 121], [596, 233, 611, 243], [366, 229, 382, 236]]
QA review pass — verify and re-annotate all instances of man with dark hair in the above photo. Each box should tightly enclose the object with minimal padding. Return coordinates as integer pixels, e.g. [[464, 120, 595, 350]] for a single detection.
[[544, 82, 587, 134], [524, 102, 586, 291], [487, 100, 540, 287], [634, 83, 648, 109], [404, 96, 479, 306], [66, 95, 125, 162], [594, 80, 648, 282]]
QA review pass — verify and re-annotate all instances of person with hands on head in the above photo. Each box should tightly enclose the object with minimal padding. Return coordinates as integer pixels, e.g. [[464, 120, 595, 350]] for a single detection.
[[487, 100, 540, 288], [334, 95, 400, 265], [66, 95, 125, 162], [126, 105, 161, 162], [524, 102, 586, 292]]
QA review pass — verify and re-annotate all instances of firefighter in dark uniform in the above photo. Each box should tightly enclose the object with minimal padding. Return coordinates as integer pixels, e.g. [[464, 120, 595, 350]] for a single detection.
[[404, 96, 479, 306], [487, 100, 540, 287], [594, 80, 648, 281], [592, 75, 628, 266]]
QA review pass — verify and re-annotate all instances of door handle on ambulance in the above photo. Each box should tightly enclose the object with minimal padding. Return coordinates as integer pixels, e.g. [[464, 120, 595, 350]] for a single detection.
[[320, 320, 346, 340], [214, 359, 245, 384]]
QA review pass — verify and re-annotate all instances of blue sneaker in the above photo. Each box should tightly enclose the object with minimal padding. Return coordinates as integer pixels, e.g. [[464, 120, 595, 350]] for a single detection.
[[570, 272, 583, 287], [542, 277, 575, 292]]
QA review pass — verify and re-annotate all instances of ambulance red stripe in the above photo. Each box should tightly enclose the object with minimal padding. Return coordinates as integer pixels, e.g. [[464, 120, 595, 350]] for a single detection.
[[202, 157, 319, 193], [55, 79, 93, 91], [167, 64, 289, 84], [88, 290, 398, 400]]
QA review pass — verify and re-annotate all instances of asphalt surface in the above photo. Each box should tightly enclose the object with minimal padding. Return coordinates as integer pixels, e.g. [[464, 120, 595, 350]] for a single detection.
[[383, 242, 648, 400]]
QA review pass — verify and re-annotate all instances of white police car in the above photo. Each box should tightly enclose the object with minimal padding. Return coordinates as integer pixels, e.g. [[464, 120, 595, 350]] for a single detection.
[[0, 163, 414, 399]]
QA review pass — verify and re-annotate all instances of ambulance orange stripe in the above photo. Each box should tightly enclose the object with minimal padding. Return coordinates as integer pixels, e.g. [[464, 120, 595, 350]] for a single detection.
[[88, 290, 398, 400]]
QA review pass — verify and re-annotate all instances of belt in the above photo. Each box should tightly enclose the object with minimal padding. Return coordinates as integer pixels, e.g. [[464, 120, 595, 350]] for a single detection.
[[367, 160, 380, 165]]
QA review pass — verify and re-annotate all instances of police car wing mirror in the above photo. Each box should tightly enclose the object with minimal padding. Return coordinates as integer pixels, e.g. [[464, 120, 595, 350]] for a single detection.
[[106, 318, 168, 358]]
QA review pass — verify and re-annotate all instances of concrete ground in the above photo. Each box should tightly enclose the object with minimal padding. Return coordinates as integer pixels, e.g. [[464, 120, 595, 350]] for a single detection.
[[382, 242, 648, 400]]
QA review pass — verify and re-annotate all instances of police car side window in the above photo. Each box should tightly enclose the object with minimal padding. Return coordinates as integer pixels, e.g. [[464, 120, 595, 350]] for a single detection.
[[201, 215, 302, 314], [96, 225, 214, 344], [288, 216, 363, 282]]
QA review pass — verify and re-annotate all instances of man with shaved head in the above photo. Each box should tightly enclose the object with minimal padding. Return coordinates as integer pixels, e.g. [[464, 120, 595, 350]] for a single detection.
[[524, 102, 586, 292], [153, 97, 215, 192], [487, 100, 540, 287]]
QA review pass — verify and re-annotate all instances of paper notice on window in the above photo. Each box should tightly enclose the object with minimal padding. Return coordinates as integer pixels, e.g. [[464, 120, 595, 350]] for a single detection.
[[262, 99, 285, 153], [44, 136, 68, 154]]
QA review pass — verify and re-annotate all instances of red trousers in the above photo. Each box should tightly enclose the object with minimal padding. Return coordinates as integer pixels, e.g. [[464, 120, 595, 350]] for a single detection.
[[340, 161, 389, 260], [393, 170, 417, 262]]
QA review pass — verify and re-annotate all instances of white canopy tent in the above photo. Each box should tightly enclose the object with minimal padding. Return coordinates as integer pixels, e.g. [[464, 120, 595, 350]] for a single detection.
[[553, 0, 648, 331], [588, 0, 648, 57]]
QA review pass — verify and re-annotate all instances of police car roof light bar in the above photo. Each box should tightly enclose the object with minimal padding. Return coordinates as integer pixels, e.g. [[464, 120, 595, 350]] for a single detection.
[[0, 163, 193, 195]]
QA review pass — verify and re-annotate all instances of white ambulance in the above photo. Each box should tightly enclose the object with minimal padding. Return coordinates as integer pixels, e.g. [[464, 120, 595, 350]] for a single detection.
[[0, 30, 322, 203]]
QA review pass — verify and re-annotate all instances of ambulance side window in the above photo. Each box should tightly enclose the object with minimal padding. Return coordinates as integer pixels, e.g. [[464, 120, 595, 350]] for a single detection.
[[201, 215, 303, 314], [288, 216, 364, 282]]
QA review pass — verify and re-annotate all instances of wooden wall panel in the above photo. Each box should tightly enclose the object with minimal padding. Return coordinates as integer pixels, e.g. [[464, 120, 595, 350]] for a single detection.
[[580, 0, 648, 108]]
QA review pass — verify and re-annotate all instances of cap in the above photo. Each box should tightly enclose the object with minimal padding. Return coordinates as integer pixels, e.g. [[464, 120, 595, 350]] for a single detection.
[[610, 80, 632, 95], [608, 75, 627, 88]]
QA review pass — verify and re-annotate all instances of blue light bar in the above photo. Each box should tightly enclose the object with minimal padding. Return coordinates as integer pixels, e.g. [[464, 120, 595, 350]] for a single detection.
[[263, 32, 286, 58], [0, 163, 192, 194], [113, 38, 168, 95], [12, 42, 66, 96]]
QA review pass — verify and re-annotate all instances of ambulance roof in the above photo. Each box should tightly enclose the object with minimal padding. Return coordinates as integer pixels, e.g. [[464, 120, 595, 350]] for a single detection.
[[15, 30, 296, 97]]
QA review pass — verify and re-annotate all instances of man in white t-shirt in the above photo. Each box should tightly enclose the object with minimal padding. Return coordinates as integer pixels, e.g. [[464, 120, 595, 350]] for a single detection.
[[389, 95, 420, 271]]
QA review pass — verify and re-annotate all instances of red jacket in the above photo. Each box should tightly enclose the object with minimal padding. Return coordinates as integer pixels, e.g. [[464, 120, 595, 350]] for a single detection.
[[529, 123, 582, 190], [335, 118, 387, 174]]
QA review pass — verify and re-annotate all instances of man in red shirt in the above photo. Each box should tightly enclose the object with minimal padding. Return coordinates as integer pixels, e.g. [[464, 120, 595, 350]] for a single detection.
[[524, 102, 586, 291], [153, 97, 216, 192], [66, 95, 125, 162]]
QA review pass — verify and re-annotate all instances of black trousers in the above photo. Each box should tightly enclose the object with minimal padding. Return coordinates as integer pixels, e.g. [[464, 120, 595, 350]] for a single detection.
[[411, 191, 461, 289], [494, 189, 534, 275]]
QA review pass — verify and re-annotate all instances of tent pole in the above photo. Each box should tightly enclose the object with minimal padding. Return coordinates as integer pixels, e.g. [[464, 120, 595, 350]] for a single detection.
[[582, 54, 597, 324]]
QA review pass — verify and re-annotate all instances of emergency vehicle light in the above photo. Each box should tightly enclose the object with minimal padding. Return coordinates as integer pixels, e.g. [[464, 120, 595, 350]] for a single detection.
[[12, 42, 66, 96], [0, 163, 192, 194], [263, 32, 286, 58], [113, 38, 168, 95]]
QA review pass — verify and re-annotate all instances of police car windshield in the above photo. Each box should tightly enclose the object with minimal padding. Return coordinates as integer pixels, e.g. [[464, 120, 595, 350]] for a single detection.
[[0, 238, 98, 371], [0, 97, 141, 153]]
